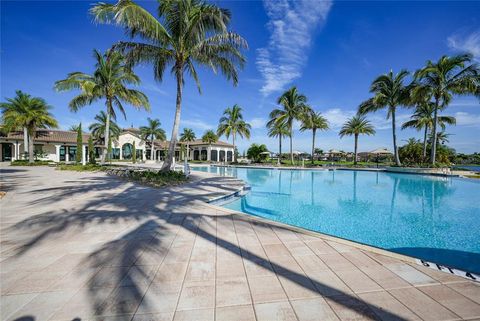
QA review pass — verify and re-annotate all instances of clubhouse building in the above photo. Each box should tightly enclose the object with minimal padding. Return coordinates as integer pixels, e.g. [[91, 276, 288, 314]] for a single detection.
[[0, 128, 235, 163]]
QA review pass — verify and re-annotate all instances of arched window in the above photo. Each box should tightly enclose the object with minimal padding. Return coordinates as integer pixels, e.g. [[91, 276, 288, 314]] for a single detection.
[[122, 143, 133, 159], [219, 150, 226, 162], [227, 151, 233, 162], [193, 150, 200, 161]]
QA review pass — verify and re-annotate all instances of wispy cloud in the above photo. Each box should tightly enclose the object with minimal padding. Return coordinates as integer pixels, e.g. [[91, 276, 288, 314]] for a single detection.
[[322, 108, 411, 130], [454, 111, 480, 127], [256, 0, 332, 96], [248, 117, 267, 129], [447, 29, 480, 61], [180, 119, 214, 131]]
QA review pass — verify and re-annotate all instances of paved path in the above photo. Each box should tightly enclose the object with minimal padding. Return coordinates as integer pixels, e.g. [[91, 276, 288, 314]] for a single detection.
[[1, 166, 479, 321]]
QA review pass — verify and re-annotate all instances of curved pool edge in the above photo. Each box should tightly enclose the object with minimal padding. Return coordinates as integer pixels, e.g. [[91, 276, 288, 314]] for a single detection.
[[202, 193, 479, 283]]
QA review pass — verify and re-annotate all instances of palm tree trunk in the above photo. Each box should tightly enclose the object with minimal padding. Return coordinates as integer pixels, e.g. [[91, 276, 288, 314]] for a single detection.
[[391, 107, 401, 166], [311, 129, 316, 165], [278, 134, 282, 166], [23, 127, 28, 160], [28, 130, 34, 163], [354, 133, 359, 166], [186, 142, 190, 161], [232, 132, 236, 163], [162, 68, 183, 171], [151, 138, 155, 162], [422, 126, 428, 160], [430, 98, 439, 165], [289, 124, 294, 165], [101, 103, 111, 165]]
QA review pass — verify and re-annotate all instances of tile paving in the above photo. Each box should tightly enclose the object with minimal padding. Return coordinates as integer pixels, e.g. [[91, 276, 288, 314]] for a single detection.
[[1, 165, 480, 321]]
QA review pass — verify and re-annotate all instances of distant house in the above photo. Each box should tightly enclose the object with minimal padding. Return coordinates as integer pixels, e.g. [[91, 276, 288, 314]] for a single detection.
[[0, 128, 234, 163]]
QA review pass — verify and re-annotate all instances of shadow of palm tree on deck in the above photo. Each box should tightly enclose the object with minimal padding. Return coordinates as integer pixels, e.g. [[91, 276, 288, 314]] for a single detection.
[[6, 170, 410, 321]]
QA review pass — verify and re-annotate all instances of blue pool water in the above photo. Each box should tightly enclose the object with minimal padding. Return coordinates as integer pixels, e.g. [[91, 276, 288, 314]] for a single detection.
[[193, 166, 480, 273]]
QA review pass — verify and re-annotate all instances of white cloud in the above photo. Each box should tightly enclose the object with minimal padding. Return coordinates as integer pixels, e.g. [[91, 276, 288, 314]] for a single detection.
[[256, 0, 332, 96], [180, 119, 214, 131], [448, 30, 480, 61], [248, 117, 266, 129], [454, 112, 480, 126], [323, 108, 355, 129], [322, 108, 411, 130]]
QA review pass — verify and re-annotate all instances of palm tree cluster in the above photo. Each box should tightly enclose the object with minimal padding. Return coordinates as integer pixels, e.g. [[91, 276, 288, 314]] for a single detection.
[[266, 87, 329, 165], [1, 0, 478, 170], [91, 0, 247, 170], [1, 90, 58, 163], [359, 54, 479, 165], [55, 49, 150, 164]]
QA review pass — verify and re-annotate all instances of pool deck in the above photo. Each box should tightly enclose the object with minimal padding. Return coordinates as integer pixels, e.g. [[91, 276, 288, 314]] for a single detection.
[[1, 165, 480, 321]]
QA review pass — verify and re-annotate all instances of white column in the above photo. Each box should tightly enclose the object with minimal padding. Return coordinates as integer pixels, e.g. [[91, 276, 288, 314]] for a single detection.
[[12, 142, 18, 160], [65, 147, 70, 162], [55, 145, 61, 163], [207, 146, 211, 161], [120, 146, 123, 160], [142, 148, 146, 161], [23, 127, 28, 156], [82, 145, 87, 165]]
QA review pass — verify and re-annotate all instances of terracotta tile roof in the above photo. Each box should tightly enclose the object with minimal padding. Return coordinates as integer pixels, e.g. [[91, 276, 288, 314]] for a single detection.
[[186, 139, 234, 147], [149, 139, 233, 149], [2, 129, 91, 144]]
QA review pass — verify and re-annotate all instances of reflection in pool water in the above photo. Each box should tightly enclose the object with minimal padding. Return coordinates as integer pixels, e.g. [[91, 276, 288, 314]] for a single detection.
[[192, 166, 480, 273]]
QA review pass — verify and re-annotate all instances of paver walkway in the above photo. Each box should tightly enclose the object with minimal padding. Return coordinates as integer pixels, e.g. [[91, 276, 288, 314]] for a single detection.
[[1, 165, 479, 321]]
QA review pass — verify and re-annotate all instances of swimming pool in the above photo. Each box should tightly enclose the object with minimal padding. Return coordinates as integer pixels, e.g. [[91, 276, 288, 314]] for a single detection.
[[193, 166, 480, 273]]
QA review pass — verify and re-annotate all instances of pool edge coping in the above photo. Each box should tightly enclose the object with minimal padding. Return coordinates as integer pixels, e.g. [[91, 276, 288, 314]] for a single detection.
[[200, 182, 479, 283]]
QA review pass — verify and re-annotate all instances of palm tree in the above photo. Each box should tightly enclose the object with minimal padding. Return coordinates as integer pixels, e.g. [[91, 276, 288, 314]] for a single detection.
[[89, 111, 122, 143], [359, 70, 411, 166], [402, 102, 456, 159], [268, 87, 308, 165], [429, 131, 450, 145], [414, 54, 478, 164], [1, 91, 58, 163], [91, 0, 247, 171], [267, 121, 289, 165], [300, 109, 329, 164], [179, 128, 196, 161], [202, 130, 218, 161], [202, 130, 218, 145], [217, 104, 251, 162], [55, 49, 149, 164], [69, 124, 81, 132], [339, 115, 376, 166], [140, 117, 166, 161]]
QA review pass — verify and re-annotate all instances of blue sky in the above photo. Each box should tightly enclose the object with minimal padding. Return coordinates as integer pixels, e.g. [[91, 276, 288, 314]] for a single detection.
[[2, 0, 479, 154]]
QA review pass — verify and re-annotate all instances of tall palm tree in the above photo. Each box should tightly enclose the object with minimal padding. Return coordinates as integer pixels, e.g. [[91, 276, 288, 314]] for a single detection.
[[202, 130, 218, 161], [69, 124, 81, 132], [402, 102, 456, 159], [359, 70, 411, 166], [140, 117, 166, 161], [267, 121, 289, 165], [1, 90, 58, 163], [55, 49, 149, 164], [268, 86, 308, 165], [339, 115, 376, 166], [300, 109, 329, 164], [89, 111, 122, 143], [179, 128, 196, 161], [91, 0, 247, 171], [414, 54, 478, 164], [217, 104, 251, 162]]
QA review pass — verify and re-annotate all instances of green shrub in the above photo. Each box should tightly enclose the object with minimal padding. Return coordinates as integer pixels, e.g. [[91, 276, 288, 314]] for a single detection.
[[11, 160, 53, 166]]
